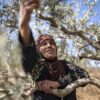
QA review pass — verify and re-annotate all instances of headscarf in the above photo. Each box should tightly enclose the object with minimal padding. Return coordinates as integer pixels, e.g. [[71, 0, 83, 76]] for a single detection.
[[36, 34, 65, 80]]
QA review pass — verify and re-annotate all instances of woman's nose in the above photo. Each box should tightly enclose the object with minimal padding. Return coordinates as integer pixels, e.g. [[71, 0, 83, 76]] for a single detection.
[[46, 42, 51, 47]]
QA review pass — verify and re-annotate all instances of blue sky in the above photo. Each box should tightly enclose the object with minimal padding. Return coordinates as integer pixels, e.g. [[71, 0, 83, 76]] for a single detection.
[[80, 0, 100, 23], [66, 0, 100, 23], [91, 0, 100, 22], [0, 0, 100, 23], [0, 0, 100, 67]]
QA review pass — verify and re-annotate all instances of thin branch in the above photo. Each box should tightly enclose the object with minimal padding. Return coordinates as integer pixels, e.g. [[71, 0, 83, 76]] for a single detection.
[[49, 78, 100, 97], [39, 14, 100, 50], [22, 78, 100, 97], [0, 89, 13, 99], [79, 43, 90, 51], [0, 72, 100, 99], [39, 14, 58, 27], [79, 55, 100, 61]]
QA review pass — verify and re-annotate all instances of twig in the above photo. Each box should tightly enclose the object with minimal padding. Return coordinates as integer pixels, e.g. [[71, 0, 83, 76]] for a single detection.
[[22, 78, 100, 97], [39, 14, 100, 50]]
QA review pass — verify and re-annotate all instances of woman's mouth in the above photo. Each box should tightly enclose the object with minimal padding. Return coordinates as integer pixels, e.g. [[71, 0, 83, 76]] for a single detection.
[[46, 49, 53, 53]]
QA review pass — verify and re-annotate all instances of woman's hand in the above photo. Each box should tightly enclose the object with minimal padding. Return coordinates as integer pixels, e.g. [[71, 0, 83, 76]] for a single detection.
[[19, 0, 39, 26], [37, 80, 61, 94], [19, 0, 40, 45]]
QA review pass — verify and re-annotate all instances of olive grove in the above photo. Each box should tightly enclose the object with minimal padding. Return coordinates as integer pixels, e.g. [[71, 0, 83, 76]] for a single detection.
[[0, 0, 100, 99]]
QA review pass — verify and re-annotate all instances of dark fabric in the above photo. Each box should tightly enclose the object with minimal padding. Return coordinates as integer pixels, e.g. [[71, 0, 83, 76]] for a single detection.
[[19, 31, 39, 73], [19, 31, 89, 100], [42, 60, 66, 81], [33, 90, 76, 100]]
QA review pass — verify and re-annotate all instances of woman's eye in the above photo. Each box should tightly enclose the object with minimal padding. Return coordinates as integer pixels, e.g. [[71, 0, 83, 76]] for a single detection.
[[41, 42, 47, 46], [40, 41, 54, 46], [50, 42, 53, 45]]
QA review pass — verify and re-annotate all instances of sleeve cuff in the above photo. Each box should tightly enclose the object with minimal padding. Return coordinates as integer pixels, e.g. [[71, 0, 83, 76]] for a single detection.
[[58, 78, 68, 88]]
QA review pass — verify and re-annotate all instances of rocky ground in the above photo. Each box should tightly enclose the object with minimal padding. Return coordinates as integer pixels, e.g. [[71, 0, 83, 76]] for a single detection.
[[77, 67, 100, 100]]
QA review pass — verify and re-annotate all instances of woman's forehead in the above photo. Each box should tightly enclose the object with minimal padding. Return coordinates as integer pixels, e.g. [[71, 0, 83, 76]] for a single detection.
[[40, 35, 52, 40], [37, 35, 54, 43], [36, 34, 56, 48]]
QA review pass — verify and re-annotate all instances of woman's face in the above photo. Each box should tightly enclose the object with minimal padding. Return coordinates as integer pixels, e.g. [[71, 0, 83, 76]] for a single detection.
[[39, 39, 57, 60]]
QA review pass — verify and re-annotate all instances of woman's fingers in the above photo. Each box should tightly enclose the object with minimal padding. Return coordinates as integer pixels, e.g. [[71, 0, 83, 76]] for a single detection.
[[25, 3, 38, 12], [37, 80, 60, 94], [23, 0, 39, 9]]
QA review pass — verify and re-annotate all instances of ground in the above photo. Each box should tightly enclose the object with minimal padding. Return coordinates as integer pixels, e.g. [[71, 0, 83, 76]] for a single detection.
[[77, 67, 100, 100]]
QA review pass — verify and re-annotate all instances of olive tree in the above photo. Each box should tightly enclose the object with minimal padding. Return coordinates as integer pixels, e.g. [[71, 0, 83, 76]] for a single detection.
[[0, 0, 100, 99]]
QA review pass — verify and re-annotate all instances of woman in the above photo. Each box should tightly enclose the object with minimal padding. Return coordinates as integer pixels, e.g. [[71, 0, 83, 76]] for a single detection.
[[19, 0, 89, 100]]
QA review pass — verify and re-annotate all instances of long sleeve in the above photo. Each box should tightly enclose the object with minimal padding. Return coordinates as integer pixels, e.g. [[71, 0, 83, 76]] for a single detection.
[[58, 60, 90, 88], [73, 66, 90, 79], [65, 61, 90, 80], [18, 30, 38, 73]]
